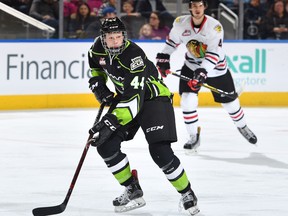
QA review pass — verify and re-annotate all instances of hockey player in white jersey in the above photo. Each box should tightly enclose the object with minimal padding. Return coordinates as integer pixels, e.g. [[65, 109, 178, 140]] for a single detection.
[[156, 0, 257, 152]]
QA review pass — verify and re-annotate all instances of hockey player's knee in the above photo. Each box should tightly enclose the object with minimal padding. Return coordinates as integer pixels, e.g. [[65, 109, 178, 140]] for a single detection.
[[96, 135, 122, 159], [149, 142, 174, 168], [221, 98, 240, 113], [181, 92, 198, 111], [161, 155, 180, 173]]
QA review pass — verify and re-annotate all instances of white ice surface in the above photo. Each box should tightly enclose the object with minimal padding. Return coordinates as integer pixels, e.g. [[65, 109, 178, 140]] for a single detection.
[[0, 107, 288, 216]]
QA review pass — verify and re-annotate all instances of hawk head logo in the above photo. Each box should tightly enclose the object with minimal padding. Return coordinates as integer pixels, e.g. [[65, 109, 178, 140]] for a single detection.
[[186, 39, 207, 58]]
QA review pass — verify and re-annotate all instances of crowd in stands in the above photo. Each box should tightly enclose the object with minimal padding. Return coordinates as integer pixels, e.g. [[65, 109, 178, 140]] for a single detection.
[[2, 0, 288, 40], [221, 0, 288, 39]]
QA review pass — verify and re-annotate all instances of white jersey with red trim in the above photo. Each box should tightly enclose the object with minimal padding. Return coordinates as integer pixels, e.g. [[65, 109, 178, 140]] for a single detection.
[[162, 15, 228, 78]]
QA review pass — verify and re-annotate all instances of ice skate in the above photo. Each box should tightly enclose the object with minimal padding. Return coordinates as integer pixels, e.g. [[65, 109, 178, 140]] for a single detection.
[[238, 125, 257, 144], [113, 169, 146, 213], [183, 127, 201, 153], [179, 189, 200, 215]]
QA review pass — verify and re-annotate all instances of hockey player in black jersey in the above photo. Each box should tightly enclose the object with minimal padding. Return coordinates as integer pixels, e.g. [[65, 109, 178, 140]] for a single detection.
[[87, 17, 200, 215], [156, 0, 257, 153]]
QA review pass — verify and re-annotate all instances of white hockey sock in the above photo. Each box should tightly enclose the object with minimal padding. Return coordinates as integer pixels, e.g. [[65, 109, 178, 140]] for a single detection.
[[181, 93, 199, 135], [222, 99, 246, 128]]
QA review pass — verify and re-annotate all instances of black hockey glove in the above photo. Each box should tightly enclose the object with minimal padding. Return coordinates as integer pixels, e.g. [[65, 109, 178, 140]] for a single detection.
[[156, 53, 171, 78], [187, 68, 208, 92], [89, 76, 114, 105], [89, 113, 120, 147]]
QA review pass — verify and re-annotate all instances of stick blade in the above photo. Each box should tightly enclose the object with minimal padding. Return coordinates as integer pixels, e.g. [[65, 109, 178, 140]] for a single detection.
[[32, 203, 66, 216]]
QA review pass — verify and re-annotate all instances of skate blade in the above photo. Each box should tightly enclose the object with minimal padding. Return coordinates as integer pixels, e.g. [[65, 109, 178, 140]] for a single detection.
[[184, 148, 199, 155], [184, 127, 201, 155], [114, 197, 146, 213], [184, 142, 200, 155], [187, 205, 200, 215]]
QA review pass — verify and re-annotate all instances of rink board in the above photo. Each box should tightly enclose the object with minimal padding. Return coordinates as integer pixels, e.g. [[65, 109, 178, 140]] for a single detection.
[[1, 92, 287, 110], [0, 40, 287, 110]]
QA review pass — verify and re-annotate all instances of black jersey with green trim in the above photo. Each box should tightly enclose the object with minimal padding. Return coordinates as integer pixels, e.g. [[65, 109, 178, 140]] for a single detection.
[[88, 37, 172, 126]]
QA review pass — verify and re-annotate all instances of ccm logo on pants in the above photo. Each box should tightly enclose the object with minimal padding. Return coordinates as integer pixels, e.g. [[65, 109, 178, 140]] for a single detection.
[[146, 125, 164, 133]]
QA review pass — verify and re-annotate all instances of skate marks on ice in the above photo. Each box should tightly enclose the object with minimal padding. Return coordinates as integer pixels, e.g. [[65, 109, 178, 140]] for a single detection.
[[1, 108, 288, 216], [198, 152, 288, 169]]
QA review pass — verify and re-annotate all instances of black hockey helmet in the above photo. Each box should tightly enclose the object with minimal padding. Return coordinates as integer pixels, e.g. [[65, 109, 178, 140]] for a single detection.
[[188, 0, 208, 7], [100, 17, 127, 55]]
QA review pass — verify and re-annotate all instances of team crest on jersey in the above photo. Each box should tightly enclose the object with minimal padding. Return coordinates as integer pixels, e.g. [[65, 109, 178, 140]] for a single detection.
[[182, 29, 191, 36], [130, 56, 144, 70], [186, 39, 207, 58], [214, 24, 222, 33], [99, 57, 106, 65]]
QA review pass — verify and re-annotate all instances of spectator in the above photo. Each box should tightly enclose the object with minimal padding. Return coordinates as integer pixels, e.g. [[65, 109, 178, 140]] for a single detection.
[[12, 0, 32, 14], [70, 1, 87, 19], [68, 2, 96, 38], [149, 11, 170, 40], [243, 0, 265, 39], [1, 0, 32, 14], [29, 0, 59, 38], [285, 0, 288, 14], [122, 0, 140, 16], [64, 1, 77, 18], [135, 0, 174, 25], [135, 0, 166, 18], [120, 0, 146, 39], [260, 0, 274, 14], [87, 0, 103, 16], [101, 6, 117, 18], [98, 0, 117, 17], [263, 0, 274, 8], [139, 23, 153, 39], [85, 6, 117, 38], [64, 0, 77, 33], [261, 0, 288, 39]]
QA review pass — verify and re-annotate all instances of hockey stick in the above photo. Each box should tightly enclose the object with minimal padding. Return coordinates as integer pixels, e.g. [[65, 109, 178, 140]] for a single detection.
[[170, 71, 241, 100], [32, 102, 106, 216]]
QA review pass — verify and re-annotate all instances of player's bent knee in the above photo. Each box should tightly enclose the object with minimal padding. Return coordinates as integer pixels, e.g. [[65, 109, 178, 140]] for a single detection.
[[149, 141, 174, 168]]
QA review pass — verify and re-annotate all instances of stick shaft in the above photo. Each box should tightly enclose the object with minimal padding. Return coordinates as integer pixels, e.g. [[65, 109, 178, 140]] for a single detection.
[[63, 103, 106, 204], [32, 103, 106, 216], [170, 71, 238, 100]]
